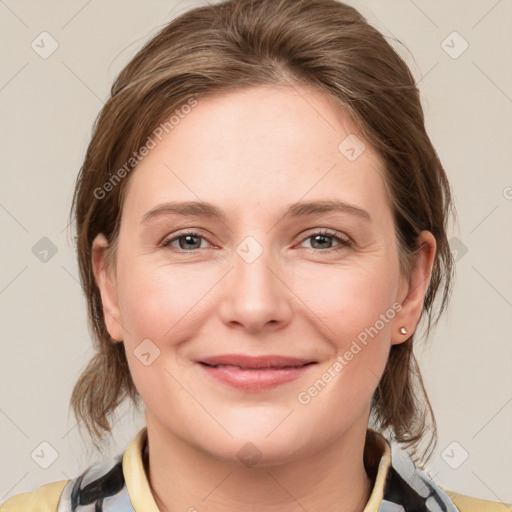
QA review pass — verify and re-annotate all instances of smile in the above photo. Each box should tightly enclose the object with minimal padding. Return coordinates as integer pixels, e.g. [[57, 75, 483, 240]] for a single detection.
[[196, 355, 317, 391]]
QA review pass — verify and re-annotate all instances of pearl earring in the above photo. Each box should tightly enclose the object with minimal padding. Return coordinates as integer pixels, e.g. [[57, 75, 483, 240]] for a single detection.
[[399, 327, 408, 335]]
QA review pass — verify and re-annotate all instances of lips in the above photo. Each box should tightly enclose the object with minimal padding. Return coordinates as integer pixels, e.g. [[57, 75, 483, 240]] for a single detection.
[[198, 354, 316, 370], [196, 354, 317, 391]]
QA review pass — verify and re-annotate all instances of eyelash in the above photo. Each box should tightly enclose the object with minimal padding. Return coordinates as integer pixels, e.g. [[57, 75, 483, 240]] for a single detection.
[[161, 228, 352, 254]]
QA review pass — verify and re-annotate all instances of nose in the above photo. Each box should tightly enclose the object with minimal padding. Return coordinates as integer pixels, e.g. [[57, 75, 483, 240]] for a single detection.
[[217, 239, 293, 334]]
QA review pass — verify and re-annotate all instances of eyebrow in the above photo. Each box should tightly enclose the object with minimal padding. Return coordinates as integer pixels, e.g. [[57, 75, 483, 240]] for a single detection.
[[141, 199, 371, 224]]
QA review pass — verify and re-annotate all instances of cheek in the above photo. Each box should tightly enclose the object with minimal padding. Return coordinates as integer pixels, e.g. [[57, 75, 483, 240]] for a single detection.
[[297, 259, 398, 335], [116, 259, 212, 341], [293, 263, 398, 387], [114, 261, 206, 401]]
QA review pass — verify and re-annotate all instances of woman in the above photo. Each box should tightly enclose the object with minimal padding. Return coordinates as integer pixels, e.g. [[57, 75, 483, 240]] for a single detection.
[[1, 0, 507, 510]]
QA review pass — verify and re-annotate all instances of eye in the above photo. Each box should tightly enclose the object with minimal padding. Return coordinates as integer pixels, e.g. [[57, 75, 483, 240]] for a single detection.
[[298, 229, 352, 252], [161, 230, 211, 251], [161, 228, 352, 253]]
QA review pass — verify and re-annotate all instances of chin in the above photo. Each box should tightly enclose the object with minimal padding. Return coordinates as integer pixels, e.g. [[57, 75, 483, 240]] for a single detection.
[[203, 435, 307, 468], [197, 417, 312, 467]]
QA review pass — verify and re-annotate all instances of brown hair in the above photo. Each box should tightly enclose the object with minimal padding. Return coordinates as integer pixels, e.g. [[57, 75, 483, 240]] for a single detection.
[[69, 0, 455, 464]]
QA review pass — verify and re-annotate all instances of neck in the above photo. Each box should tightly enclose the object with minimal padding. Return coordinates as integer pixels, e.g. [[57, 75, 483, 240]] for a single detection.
[[145, 418, 374, 512]]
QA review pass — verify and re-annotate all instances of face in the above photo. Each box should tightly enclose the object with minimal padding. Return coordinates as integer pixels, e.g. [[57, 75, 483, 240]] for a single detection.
[[93, 84, 435, 465]]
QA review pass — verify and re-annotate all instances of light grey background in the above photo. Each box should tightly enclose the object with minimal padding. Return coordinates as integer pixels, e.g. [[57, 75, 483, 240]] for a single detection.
[[1, 0, 511, 505]]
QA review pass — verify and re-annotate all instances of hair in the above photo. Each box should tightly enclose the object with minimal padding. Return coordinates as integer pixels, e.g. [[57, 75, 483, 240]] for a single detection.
[[68, 0, 455, 464]]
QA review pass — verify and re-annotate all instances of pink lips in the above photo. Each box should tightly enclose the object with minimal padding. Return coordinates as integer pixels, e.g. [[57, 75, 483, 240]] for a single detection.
[[197, 354, 317, 391]]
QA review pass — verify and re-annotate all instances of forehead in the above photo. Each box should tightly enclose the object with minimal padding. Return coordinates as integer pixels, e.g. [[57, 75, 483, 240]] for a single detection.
[[121, 84, 391, 225]]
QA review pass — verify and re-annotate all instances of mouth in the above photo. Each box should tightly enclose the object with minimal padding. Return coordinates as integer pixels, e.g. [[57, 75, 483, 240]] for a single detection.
[[197, 354, 317, 370], [196, 354, 317, 391], [199, 363, 316, 370]]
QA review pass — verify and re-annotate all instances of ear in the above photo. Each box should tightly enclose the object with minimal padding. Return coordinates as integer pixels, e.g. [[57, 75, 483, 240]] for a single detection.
[[91, 233, 124, 342], [391, 230, 436, 345]]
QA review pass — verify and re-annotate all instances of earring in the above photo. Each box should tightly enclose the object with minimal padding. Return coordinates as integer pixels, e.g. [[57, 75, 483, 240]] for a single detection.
[[399, 327, 408, 335]]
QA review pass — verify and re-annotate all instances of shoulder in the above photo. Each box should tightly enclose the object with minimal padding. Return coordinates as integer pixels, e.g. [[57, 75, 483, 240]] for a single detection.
[[376, 435, 510, 512], [1, 457, 128, 512], [0, 480, 67, 511], [1, 428, 147, 512], [444, 489, 511, 512]]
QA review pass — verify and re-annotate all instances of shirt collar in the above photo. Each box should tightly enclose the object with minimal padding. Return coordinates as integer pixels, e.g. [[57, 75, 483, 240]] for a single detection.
[[122, 426, 392, 512]]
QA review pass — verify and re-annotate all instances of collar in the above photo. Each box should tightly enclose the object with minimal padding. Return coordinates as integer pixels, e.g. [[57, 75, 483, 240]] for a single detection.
[[123, 426, 393, 512]]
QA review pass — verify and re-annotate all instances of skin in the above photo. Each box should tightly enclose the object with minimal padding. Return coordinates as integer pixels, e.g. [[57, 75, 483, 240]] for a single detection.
[[92, 84, 436, 512]]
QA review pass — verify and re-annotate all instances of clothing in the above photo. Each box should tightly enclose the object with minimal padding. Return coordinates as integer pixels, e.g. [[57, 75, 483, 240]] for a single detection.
[[1, 427, 507, 511]]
